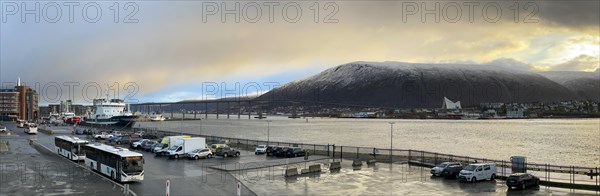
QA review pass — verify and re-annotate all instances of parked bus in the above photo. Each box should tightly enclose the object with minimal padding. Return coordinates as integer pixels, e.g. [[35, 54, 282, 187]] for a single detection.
[[83, 143, 144, 182], [54, 136, 89, 161]]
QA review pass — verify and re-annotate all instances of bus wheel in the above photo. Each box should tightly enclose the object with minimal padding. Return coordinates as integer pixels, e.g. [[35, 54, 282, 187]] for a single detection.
[[111, 171, 114, 179]]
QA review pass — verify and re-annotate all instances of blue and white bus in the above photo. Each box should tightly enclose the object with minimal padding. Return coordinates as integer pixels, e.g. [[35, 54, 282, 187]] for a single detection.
[[54, 136, 89, 161], [83, 143, 144, 182]]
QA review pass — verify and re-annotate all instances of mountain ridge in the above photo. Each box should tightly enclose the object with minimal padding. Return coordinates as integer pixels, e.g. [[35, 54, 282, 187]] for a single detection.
[[257, 61, 593, 108]]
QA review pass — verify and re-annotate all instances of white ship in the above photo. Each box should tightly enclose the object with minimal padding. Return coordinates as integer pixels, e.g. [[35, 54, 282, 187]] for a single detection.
[[149, 113, 166, 121], [82, 98, 138, 127]]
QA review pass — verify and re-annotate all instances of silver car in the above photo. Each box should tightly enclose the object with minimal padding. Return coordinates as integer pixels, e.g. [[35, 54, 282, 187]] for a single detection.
[[187, 148, 213, 160]]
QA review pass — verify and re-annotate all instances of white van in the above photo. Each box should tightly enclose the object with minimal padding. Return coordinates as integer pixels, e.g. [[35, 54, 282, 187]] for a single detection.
[[167, 137, 206, 159], [459, 163, 496, 182]]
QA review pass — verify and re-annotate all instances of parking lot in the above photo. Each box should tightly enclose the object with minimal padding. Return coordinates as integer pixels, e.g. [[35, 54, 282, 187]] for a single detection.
[[2, 122, 599, 195]]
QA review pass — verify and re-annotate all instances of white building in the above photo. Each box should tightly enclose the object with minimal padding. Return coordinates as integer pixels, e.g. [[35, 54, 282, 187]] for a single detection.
[[442, 97, 462, 110]]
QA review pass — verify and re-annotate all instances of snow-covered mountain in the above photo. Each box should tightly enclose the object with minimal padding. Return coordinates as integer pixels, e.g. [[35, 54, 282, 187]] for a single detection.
[[538, 71, 600, 100], [258, 61, 586, 108]]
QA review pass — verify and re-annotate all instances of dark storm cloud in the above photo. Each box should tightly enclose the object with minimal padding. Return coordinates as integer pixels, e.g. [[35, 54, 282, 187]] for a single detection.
[[536, 1, 600, 29]]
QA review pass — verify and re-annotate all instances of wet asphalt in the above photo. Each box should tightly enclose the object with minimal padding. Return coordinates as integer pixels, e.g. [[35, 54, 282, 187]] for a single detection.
[[0, 123, 124, 195]]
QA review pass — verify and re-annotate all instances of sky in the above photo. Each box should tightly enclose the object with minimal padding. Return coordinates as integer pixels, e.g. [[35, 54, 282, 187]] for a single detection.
[[0, 1, 598, 105]]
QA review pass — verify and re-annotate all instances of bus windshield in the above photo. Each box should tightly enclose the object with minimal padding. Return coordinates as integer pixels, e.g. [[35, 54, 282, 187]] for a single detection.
[[73, 144, 85, 155], [122, 157, 144, 174]]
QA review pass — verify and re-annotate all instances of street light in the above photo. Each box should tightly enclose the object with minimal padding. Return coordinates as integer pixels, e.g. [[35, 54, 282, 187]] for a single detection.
[[266, 120, 272, 146], [389, 122, 395, 163]]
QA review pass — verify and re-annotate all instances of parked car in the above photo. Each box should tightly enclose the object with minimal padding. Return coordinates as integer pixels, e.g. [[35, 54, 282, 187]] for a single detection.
[[108, 135, 120, 143], [255, 145, 267, 155], [74, 127, 86, 135], [215, 146, 240, 158], [506, 173, 540, 189], [153, 143, 166, 153], [143, 141, 159, 151], [274, 147, 289, 157], [210, 144, 227, 153], [441, 164, 464, 178], [111, 131, 124, 137], [459, 163, 496, 182], [187, 148, 213, 160], [93, 132, 113, 140], [285, 147, 306, 158], [431, 162, 462, 176], [266, 146, 278, 156], [0, 127, 7, 132], [131, 131, 144, 138], [131, 139, 149, 149], [142, 134, 159, 139], [111, 135, 132, 145]]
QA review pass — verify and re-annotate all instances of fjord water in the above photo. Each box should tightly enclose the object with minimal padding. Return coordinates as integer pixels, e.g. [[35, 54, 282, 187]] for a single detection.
[[139, 116, 600, 167]]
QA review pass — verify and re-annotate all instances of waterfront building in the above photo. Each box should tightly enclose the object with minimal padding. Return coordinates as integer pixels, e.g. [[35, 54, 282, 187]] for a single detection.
[[0, 78, 39, 121]]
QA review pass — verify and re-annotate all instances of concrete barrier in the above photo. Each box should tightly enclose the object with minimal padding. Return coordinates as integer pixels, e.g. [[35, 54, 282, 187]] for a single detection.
[[309, 164, 321, 173], [285, 168, 298, 177], [301, 169, 309, 174], [0, 141, 8, 153], [352, 160, 362, 167], [330, 162, 341, 170]]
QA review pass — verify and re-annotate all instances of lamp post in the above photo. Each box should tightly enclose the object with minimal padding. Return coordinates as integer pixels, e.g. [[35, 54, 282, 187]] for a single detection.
[[266, 120, 272, 146], [389, 122, 395, 163]]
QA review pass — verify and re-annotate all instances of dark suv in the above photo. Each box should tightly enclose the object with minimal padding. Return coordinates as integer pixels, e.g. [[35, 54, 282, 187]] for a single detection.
[[506, 173, 540, 189], [285, 147, 306, 158], [215, 146, 240, 158], [274, 147, 289, 157], [113, 135, 132, 145], [441, 164, 464, 178], [266, 146, 278, 156]]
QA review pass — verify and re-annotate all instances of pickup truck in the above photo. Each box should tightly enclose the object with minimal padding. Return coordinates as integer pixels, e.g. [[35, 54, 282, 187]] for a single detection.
[[93, 132, 114, 140]]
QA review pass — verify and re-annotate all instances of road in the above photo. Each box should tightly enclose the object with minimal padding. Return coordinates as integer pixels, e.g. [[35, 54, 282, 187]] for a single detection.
[[0, 123, 124, 196]]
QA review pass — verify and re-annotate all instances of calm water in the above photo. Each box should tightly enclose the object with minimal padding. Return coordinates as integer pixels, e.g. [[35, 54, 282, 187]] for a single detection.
[[138, 115, 600, 167]]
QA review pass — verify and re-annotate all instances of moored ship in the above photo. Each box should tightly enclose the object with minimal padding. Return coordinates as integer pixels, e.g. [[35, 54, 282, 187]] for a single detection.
[[81, 98, 138, 127]]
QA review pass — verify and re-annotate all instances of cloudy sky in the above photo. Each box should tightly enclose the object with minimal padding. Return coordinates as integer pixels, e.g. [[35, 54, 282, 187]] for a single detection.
[[1, 1, 598, 104]]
